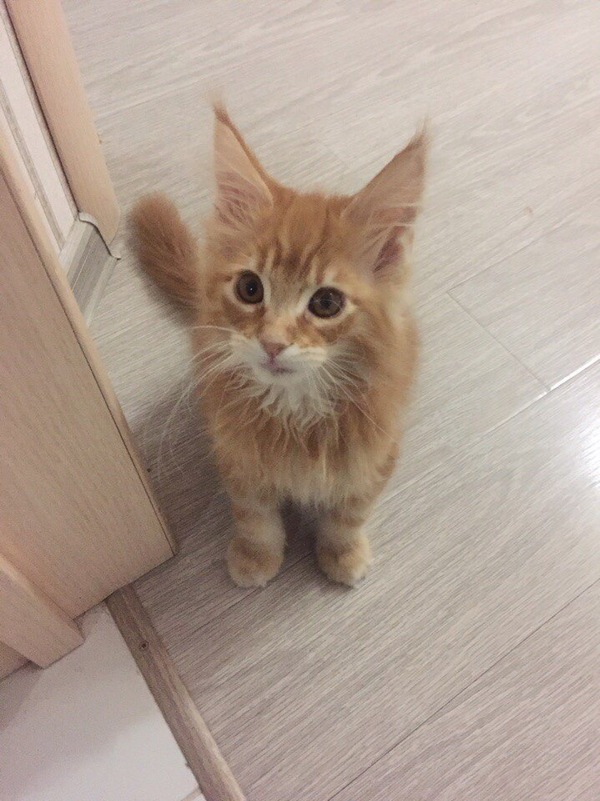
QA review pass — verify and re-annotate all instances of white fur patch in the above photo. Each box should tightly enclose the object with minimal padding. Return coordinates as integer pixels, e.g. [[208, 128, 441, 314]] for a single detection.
[[231, 336, 338, 427]]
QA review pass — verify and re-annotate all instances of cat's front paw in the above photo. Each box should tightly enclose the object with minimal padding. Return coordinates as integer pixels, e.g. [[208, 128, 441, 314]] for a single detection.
[[227, 536, 283, 588], [317, 534, 372, 587]]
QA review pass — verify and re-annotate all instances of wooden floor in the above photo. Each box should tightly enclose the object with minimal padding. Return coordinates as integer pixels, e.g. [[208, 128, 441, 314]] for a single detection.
[[64, 2, 600, 799]]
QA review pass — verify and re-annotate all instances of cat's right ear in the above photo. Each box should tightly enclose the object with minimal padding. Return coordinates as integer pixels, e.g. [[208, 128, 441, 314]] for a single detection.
[[343, 126, 428, 280], [213, 105, 273, 231]]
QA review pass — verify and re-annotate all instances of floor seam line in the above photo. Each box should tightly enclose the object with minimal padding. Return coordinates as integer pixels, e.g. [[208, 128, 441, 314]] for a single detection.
[[445, 291, 550, 390], [326, 577, 600, 801]]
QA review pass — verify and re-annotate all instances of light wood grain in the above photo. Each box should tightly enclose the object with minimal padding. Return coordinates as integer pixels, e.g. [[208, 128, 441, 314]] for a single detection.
[[6, 0, 119, 241], [334, 582, 600, 801], [0, 104, 176, 561], [160, 365, 600, 801], [451, 196, 600, 388], [0, 554, 83, 668], [107, 587, 245, 801], [61, 1, 600, 798], [63, 0, 600, 296], [400, 293, 545, 480], [0, 159, 173, 622]]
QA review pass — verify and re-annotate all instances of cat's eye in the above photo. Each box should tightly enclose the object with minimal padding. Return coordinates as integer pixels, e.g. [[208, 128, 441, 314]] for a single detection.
[[308, 287, 345, 319], [235, 271, 264, 304]]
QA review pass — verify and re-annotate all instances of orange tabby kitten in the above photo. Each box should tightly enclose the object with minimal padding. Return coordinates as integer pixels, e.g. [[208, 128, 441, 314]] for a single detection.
[[131, 105, 427, 587]]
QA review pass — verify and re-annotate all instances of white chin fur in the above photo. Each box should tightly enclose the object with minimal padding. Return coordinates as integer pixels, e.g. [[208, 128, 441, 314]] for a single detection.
[[248, 360, 333, 425], [231, 340, 333, 426], [251, 363, 304, 386]]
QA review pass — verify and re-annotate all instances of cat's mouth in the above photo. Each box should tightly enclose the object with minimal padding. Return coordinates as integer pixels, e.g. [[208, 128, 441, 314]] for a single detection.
[[260, 360, 294, 376]]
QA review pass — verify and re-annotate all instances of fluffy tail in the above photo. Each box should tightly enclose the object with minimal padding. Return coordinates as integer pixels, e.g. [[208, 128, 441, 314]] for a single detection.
[[129, 193, 200, 306]]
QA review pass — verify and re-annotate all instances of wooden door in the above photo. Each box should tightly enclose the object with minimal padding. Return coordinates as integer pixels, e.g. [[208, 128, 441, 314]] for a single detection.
[[0, 143, 174, 675]]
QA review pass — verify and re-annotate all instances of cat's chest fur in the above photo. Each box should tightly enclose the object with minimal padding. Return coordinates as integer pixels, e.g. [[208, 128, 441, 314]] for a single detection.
[[207, 388, 398, 507]]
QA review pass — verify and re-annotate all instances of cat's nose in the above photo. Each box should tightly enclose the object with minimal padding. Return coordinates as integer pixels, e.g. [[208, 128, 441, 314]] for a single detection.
[[260, 339, 287, 360]]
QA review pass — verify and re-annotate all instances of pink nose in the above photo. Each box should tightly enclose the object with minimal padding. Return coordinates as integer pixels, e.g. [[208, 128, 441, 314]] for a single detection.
[[261, 340, 287, 360]]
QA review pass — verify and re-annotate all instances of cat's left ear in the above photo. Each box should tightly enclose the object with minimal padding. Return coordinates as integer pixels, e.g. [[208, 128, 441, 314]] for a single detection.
[[343, 126, 428, 279]]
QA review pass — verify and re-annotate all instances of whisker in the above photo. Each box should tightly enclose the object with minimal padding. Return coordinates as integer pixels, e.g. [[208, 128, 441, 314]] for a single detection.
[[321, 364, 385, 435], [154, 372, 200, 484], [195, 354, 238, 396], [190, 324, 237, 335], [190, 341, 232, 362]]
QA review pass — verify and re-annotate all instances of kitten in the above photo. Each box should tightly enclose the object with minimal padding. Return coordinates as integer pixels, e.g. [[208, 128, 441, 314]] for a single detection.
[[131, 104, 427, 587]]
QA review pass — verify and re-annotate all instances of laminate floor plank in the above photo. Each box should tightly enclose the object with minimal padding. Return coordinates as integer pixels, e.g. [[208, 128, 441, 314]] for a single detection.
[[334, 582, 600, 801], [161, 364, 599, 801], [451, 196, 600, 388], [60, 1, 600, 799]]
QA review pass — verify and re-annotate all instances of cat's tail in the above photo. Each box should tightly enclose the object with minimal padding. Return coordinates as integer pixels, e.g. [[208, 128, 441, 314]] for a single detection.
[[129, 193, 200, 307]]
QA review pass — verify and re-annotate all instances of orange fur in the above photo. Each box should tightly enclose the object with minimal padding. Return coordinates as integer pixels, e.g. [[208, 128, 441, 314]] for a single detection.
[[130, 193, 200, 306], [131, 106, 427, 587]]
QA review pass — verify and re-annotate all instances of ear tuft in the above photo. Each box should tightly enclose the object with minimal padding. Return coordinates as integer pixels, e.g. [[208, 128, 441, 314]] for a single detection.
[[344, 123, 429, 278], [213, 104, 273, 231]]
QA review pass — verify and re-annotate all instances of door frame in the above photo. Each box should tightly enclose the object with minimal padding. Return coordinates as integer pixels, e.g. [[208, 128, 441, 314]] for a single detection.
[[0, 2, 175, 677], [5, 0, 120, 243]]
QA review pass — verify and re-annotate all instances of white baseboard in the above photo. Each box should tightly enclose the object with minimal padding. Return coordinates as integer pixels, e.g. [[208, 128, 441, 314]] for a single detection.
[[59, 215, 118, 323]]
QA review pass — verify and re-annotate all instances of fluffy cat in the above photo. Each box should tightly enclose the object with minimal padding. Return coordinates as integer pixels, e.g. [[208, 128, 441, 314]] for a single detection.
[[131, 105, 427, 588]]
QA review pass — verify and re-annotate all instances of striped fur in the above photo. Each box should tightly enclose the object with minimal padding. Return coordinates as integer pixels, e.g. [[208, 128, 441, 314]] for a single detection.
[[131, 105, 427, 587]]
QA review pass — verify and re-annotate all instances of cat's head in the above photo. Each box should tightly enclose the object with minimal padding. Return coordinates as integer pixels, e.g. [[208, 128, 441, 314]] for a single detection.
[[201, 106, 427, 411]]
